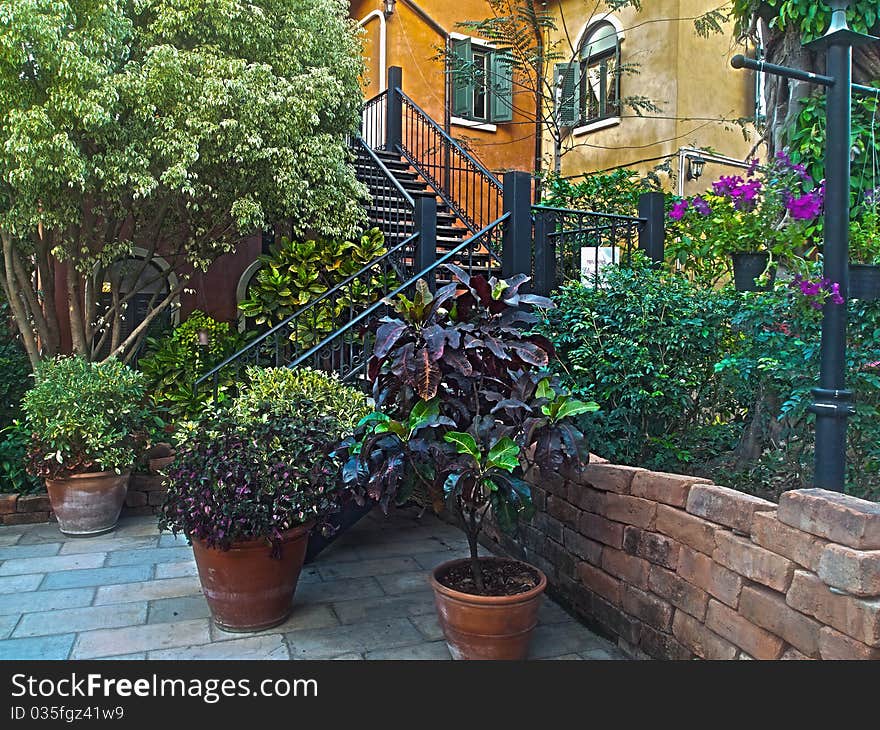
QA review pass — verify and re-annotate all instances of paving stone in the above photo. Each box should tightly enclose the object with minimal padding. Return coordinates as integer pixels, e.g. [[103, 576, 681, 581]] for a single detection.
[[0, 614, 19, 639], [14, 523, 67, 544], [580, 647, 626, 660], [155, 561, 198, 579], [0, 587, 95, 616], [541, 653, 583, 660], [413, 549, 473, 571], [409, 613, 444, 641], [330, 652, 364, 660], [97, 653, 147, 660], [351, 538, 459, 561], [0, 530, 22, 547], [72, 619, 212, 659], [538, 599, 573, 625], [0, 552, 106, 576], [94, 577, 202, 606], [114, 520, 162, 537], [0, 573, 43, 594], [333, 591, 437, 625], [14, 603, 147, 638], [365, 641, 451, 660], [59, 535, 158, 555], [293, 576, 383, 604], [148, 596, 212, 624], [41, 564, 153, 590], [286, 617, 423, 659], [211, 603, 339, 641], [0, 633, 75, 660], [374, 570, 431, 595], [527, 621, 607, 659], [0, 542, 61, 560], [107, 546, 194, 567], [158, 533, 191, 548], [150, 634, 289, 660], [317, 556, 420, 581]]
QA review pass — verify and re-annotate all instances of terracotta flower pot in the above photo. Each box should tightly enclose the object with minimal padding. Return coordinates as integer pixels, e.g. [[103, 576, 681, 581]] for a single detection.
[[430, 557, 547, 660], [45, 470, 130, 537], [191, 522, 314, 632]]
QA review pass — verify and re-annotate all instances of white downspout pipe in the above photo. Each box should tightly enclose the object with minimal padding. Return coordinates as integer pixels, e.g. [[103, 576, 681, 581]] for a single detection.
[[358, 10, 387, 92]]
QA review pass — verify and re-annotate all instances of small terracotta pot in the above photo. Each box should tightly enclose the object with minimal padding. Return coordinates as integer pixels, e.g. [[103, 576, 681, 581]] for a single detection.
[[45, 471, 130, 537], [430, 557, 547, 660], [191, 522, 314, 632]]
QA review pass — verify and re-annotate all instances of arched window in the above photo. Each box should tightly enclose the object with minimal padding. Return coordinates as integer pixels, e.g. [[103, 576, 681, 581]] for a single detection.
[[555, 20, 621, 127]]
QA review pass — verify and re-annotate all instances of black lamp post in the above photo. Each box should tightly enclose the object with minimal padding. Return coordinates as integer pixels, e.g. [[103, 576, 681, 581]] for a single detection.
[[731, 0, 878, 492]]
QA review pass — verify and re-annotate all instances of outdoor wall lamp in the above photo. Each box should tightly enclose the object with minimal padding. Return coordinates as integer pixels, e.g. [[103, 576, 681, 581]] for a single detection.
[[686, 154, 706, 181], [197, 328, 211, 347], [383, 0, 396, 18]]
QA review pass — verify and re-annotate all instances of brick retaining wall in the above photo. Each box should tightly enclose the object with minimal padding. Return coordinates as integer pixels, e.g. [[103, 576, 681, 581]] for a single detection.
[[0, 473, 167, 525], [483, 459, 880, 660]]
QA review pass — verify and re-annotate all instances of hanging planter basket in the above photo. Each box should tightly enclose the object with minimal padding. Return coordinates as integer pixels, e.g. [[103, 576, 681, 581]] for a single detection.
[[732, 252, 776, 292], [849, 264, 880, 302]]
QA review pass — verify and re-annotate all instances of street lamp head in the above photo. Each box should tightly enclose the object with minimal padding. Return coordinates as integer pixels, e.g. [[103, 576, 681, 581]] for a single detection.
[[687, 154, 706, 181], [383, 0, 396, 18], [827, 0, 850, 34]]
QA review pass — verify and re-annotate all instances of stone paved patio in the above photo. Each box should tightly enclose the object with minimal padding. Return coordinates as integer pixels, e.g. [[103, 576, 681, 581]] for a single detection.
[[0, 506, 626, 660]]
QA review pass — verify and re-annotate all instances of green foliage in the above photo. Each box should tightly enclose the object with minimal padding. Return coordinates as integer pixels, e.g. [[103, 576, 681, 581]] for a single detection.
[[540, 257, 736, 468], [0, 298, 31, 429], [850, 207, 880, 265], [234, 366, 371, 438], [0, 421, 41, 494], [137, 310, 251, 421], [22, 356, 153, 478], [238, 228, 396, 345], [541, 170, 663, 216], [731, 1, 878, 40]]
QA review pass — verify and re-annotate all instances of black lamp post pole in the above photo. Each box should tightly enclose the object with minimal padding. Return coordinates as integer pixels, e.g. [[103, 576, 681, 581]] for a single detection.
[[731, 0, 876, 492]]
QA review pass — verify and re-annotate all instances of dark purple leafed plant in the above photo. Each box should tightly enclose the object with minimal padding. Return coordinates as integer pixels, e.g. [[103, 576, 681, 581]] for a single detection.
[[339, 267, 598, 594]]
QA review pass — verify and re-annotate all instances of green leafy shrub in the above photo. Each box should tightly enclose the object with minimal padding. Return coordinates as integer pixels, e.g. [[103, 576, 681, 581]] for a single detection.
[[541, 169, 664, 216], [0, 298, 30, 429], [237, 227, 396, 344], [22, 357, 152, 479], [233, 366, 370, 437], [540, 256, 736, 468], [138, 310, 251, 420], [0, 421, 41, 494]]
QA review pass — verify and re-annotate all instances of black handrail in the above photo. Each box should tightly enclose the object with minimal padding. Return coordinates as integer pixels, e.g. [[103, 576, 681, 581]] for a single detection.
[[194, 232, 419, 395], [285, 212, 511, 380], [532, 204, 648, 224], [354, 136, 415, 208]]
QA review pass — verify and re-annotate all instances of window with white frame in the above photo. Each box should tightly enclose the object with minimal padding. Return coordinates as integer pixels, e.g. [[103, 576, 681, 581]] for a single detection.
[[555, 20, 621, 127], [449, 37, 514, 124]]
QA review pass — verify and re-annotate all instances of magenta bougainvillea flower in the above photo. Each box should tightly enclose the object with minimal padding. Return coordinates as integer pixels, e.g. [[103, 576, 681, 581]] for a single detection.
[[692, 196, 712, 216], [669, 199, 689, 221], [791, 275, 844, 310], [787, 191, 823, 220]]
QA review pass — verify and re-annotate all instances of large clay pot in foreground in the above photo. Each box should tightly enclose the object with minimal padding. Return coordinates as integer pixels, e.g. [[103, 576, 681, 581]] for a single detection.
[[45, 471, 130, 536], [430, 557, 547, 660], [191, 522, 314, 632]]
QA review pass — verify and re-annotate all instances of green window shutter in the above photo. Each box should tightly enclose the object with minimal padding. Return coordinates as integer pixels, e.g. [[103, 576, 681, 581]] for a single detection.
[[450, 38, 474, 118], [554, 62, 580, 126], [489, 51, 514, 123]]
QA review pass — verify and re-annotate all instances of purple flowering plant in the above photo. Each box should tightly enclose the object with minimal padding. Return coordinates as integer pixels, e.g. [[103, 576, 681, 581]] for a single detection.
[[666, 151, 824, 285], [850, 188, 880, 265], [789, 274, 844, 315]]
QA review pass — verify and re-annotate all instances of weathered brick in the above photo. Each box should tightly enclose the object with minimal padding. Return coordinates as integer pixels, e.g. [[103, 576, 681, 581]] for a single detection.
[[542, 538, 575, 577], [576, 562, 621, 605], [125, 491, 149, 508], [655, 504, 718, 555], [739, 584, 822, 657], [2, 512, 50, 525], [579, 512, 624, 548], [147, 490, 167, 507], [601, 547, 650, 589], [567, 485, 606, 515], [818, 626, 880, 660], [686, 484, 775, 533], [786, 570, 880, 647], [529, 486, 547, 511], [589, 593, 642, 645], [672, 610, 737, 660], [780, 648, 812, 660], [622, 584, 673, 631], [778, 488, 880, 550], [0, 494, 20, 515], [572, 463, 643, 494], [648, 566, 709, 620], [623, 527, 680, 569], [713, 530, 796, 592], [630, 471, 710, 508], [676, 546, 742, 608], [817, 543, 880, 597], [532, 512, 563, 544], [705, 599, 785, 659], [546, 495, 580, 528], [751, 510, 828, 572], [122, 506, 154, 517], [130, 474, 166, 492], [536, 467, 568, 499], [563, 527, 602, 565], [604, 493, 656, 529], [638, 623, 692, 660], [16, 494, 51, 512]]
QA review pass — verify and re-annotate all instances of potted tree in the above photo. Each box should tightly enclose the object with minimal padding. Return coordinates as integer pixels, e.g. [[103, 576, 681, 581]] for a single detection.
[[669, 151, 823, 291], [22, 356, 151, 536], [159, 367, 358, 632], [340, 269, 597, 659], [849, 192, 880, 301]]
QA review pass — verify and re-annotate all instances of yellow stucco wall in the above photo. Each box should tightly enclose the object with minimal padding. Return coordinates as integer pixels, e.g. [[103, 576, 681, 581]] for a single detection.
[[351, 0, 537, 175], [549, 0, 759, 193]]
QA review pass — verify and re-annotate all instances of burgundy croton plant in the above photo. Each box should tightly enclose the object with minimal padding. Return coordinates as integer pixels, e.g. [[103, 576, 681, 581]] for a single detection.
[[339, 266, 598, 594]]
